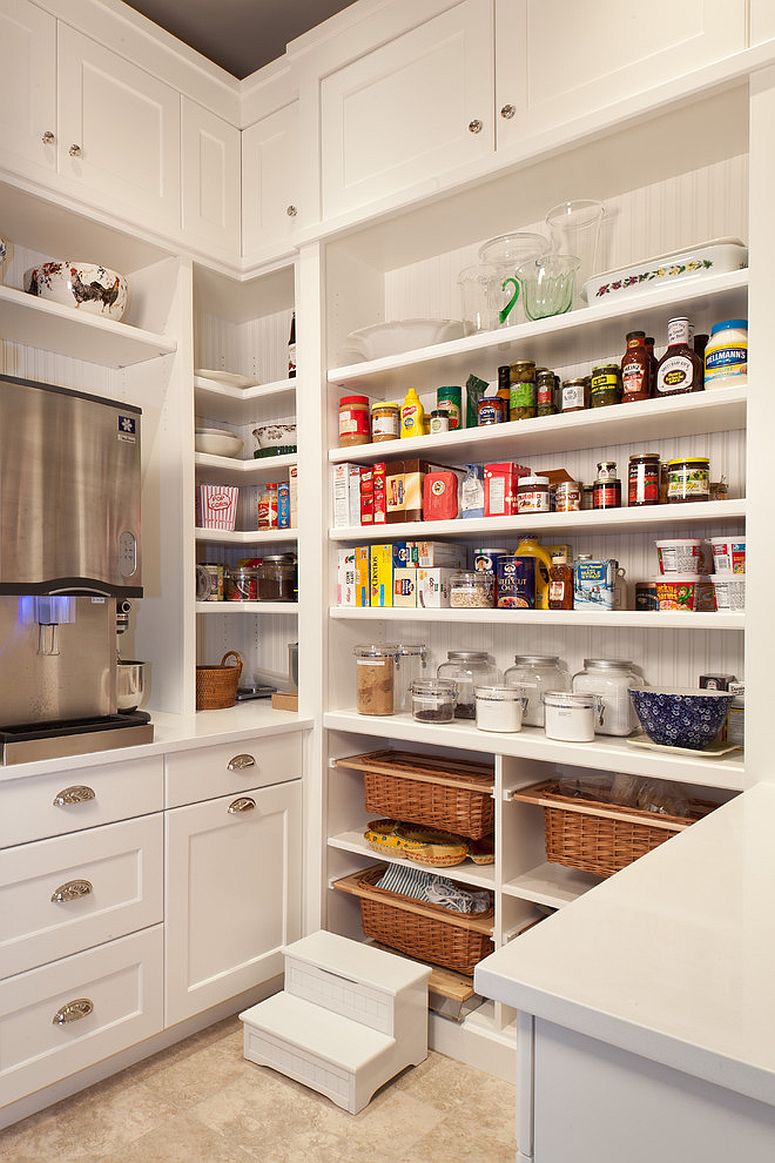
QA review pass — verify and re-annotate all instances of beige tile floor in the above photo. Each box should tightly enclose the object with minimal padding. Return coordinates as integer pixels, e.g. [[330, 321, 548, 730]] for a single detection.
[[0, 1016, 516, 1162]]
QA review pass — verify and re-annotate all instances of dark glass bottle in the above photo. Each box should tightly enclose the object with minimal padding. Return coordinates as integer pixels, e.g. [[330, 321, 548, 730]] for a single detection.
[[645, 336, 658, 396], [288, 312, 297, 379], [655, 317, 703, 395], [620, 330, 650, 403]]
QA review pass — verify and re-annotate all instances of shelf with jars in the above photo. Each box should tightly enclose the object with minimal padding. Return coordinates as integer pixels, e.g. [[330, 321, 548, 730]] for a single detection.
[[329, 607, 743, 630]]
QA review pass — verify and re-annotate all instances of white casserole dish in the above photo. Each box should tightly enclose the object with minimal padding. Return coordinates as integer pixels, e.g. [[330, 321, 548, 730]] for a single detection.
[[583, 237, 748, 306]]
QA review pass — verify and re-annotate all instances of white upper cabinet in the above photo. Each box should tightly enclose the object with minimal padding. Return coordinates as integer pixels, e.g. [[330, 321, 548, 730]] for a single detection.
[[320, 0, 494, 220], [181, 98, 241, 257], [58, 25, 181, 232], [0, 0, 56, 176], [242, 101, 301, 260], [496, 0, 748, 147]]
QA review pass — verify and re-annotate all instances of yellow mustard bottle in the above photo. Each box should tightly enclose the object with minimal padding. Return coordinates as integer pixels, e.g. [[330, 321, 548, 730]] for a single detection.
[[400, 388, 425, 438], [515, 536, 553, 609]]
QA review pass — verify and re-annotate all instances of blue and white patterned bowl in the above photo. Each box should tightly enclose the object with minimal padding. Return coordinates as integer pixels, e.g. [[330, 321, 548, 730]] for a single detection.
[[628, 687, 733, 750]]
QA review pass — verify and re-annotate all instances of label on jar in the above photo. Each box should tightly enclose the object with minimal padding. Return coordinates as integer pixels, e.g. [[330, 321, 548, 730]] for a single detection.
[[656, 355, 694, 393], [372, 412, 399, 438], [561, 383, 585, 410], [667, 465, 710, 500], [517, 489, 550, 513], [537, 381, 554, 407], [437, 400, 461, 429], [549, 580, 567, 603], [705, 342, 747, 381], [510, 382, 536, 410], [478, 400, 501, 425], [340, 409, 369, 435], [628, 462, 659, 505], [622, 359, 647, 396], [593, 481, 621, 509]]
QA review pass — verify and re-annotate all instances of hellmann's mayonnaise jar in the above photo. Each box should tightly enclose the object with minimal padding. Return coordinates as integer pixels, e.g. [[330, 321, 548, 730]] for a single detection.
[[704, 318, 747, 388]]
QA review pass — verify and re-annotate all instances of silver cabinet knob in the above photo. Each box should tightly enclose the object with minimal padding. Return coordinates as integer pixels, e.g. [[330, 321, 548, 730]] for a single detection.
[[53, 998, 94, 1025], [42, 130, 55, 144], [51, 879, 93, 903], [227, 753, 256, 771], [468, 119, 483, 134], [68, 144, 82, 158], [500, 104, 516, 119], [286, 204, 298, 217], [228, 796, 256, 814], [53, 785, 95, 807]]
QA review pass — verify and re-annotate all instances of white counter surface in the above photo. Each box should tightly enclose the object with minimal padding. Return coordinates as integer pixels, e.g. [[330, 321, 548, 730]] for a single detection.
[[475, 782, 775, 1106], [0, 703, 313, 782]]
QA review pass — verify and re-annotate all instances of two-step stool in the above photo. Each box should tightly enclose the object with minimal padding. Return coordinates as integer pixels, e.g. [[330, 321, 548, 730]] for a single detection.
[[239, 930, 431, 1113]]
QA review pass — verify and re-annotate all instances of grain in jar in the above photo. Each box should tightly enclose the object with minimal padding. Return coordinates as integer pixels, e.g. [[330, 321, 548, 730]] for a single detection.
[[450, 570, 494, 608], [354, 644, 398, 715]]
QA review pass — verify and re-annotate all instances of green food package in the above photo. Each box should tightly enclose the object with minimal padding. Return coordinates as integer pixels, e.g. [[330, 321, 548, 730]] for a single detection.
[[465, 374, 489, 428]]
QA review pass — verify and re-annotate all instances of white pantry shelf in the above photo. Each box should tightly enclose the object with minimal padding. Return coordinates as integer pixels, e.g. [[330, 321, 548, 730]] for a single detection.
[[0, 283, 176, 368], [195, 601, 298, 615], [330, 498, 745, 542], [328, 387, 746, 464], [322, 711, 747, 791], [328, 270, 748, 395], [501, 863, 604, 910], [327, 830, 495, 890], [195, 452, 296, 484], [195, 527, 297, 544], [194, 375, 296, 424], [329, 607, 744, 630]]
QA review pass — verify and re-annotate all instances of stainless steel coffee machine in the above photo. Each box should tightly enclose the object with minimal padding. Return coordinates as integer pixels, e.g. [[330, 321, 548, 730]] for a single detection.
[[0, 374, 153, 762]]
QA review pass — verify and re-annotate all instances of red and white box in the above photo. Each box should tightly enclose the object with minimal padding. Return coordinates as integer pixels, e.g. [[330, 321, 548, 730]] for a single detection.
[[484, 462, 531, 517], [197, 484, 239, 531]]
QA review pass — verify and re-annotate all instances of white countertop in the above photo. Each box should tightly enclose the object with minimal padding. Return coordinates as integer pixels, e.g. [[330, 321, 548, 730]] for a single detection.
[[0, 702, 313, 782], [475, 781, 775, 1106]]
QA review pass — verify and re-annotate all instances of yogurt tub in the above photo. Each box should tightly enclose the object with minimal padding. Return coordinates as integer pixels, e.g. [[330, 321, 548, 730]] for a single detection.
[[711, 575, 746, 611], [709, 536, 746, 575], [655, 538, 706, 575], [653, 575, 714, 612]]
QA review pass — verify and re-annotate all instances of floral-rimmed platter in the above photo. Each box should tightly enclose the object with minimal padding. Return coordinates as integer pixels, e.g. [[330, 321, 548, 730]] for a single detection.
[[583, 237, 747, 305]]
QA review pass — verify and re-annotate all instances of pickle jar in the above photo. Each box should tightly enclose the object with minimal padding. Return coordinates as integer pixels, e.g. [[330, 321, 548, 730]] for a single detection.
[[509, 360, 537, 420], [590, 363, 623, 408], [536, 369, 557, 417]]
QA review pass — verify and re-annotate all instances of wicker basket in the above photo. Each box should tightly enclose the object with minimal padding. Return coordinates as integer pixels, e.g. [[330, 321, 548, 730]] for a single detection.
[[514, 780, 714, 878], [337, 750, 494, 840], [333, 864, 493, 976], [196, 650, 243, 710]]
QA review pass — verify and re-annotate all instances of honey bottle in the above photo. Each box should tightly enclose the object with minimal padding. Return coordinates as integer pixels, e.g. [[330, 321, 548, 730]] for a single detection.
[[549, 549, 574, 610]]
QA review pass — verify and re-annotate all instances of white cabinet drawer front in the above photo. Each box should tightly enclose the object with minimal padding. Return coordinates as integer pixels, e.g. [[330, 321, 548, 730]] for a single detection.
[[181, 97, 241, 255], [0, 815, 163, 979], [165, 734, 302, 808], [165, 780, 301, 1025], [0, 926, 163, 1107], [0, 0, 56, 175], [242, 102, 301, 258], [0, 756, 163, 849], [321, 0, 494, 219]]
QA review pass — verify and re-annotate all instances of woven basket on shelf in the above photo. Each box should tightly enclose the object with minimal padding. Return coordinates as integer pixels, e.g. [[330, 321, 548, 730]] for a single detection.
[[514, 780, 715, 878], [195, 650, 243, 710], [333, 864, 493, 976]]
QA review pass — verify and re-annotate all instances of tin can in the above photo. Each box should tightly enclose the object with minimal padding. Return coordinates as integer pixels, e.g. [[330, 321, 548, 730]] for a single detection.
[[437, 386, 462, 430], [555, 480, 582, 512], [200, 562, 224, 601], [473, 547, 508, 574], [635, 581, 659, 611], [496, 556, 536, 609], [478, 396, 506, 425], [573, 557, 623, 610]]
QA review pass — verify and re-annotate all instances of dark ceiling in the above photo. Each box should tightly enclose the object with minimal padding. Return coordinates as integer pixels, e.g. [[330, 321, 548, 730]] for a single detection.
[[124, 0, 357, 78]]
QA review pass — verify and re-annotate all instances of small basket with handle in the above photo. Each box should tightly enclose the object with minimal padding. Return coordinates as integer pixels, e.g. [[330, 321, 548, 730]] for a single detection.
[[195, 650, 243, 710]]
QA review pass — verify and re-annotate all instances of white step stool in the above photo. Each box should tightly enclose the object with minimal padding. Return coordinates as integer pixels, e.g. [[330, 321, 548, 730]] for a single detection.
[[240, 930, 431, 1114]]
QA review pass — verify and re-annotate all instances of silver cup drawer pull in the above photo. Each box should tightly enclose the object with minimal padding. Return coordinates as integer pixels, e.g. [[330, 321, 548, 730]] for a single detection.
[[51, 879, 93, 903], [228, 796, 256, 814], [53, 785, 96, 807], [53, 997, 94, 1025], [227, 753, 256, 772]]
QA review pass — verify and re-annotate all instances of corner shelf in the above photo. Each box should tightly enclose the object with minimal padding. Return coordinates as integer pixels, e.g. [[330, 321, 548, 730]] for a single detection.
[[195, 527, 297, 544], [329, 607, 744, 630], [194, 452, 296, 484], [327, 830, 495, 890], [502, 862, 604, 910], [195, 601, 298, 614], [194, 375, 296, 424], [0, 283, 176, 368]]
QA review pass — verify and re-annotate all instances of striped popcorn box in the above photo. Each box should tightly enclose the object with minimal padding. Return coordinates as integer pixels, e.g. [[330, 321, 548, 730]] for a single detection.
[[197, 484, 239, 531]]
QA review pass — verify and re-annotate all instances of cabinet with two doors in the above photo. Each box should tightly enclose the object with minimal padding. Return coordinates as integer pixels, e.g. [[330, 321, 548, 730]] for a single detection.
[[0, 733, 302, 1115]]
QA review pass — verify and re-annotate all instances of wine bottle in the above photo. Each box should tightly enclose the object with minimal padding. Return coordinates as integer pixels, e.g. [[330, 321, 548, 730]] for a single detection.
[[288, 312, 296, 379]]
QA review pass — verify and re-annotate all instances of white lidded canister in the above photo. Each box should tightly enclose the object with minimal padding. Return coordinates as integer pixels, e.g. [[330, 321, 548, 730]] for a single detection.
[[544, 690, 598, 742]]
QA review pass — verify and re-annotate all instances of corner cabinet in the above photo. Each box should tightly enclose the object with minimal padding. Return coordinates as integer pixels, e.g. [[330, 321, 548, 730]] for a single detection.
[[242, 101, 302, 260], [0, 0, 56, 178], [182, 98, 241, 258], [320, 0, 494, 219]]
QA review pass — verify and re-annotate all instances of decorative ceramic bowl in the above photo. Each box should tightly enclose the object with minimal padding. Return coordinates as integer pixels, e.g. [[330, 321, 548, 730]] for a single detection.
[[628, 687, 733, 750], [195, 428, 243, 458], [253, 422, 297, 450], [24, 261, 128, 321]]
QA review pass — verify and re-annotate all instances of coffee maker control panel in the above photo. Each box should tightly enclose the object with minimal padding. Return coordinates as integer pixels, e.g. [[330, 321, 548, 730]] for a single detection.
[[118, 531, 137, 577]]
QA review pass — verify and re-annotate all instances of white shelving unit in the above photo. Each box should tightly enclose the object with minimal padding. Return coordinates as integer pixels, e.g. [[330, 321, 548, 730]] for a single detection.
[[195, 601, 299, 615], [501, 864, 604, 910], [327, 830, 495, 890], [195, 527, 298, 544], [195, 451, 297, 484], [195, 375, 296, 424], [329, 608, 744, 630]]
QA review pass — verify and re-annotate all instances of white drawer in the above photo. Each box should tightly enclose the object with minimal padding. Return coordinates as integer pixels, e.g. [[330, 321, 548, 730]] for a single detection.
[[0, 756, 163, 849], [165, 734, 302, 808], [0, 814, 163, 979], [0, 926, 163, 1108]]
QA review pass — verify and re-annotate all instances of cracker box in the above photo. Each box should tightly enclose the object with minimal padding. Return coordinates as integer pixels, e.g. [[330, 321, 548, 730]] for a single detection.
[[484, 462, 532, 518], [332, 463, 362, 528], [410, 541, 466, 569], [393, 568, 418, 608], [337, 548, 356, 606], [373, 462, 387, 524], [370, 544, 393, 607], [417, 567, 455, 608], [360, 467, 374, 525], [355, 546, 370, 606]]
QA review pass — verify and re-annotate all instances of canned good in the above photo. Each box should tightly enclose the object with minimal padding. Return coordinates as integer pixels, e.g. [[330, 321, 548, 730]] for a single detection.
[[200, 562, 224, 601], [580, 484, 595, 510], [555, 480, 581, 512], [436, 386, 463, 430], [536, 370, 557, 417], [429, 410, 450, 434], [666, 456, 711, 503], [473, 547, 508, 573], [635, 581, 660, 611], [497, 556, 536, 609], [478, 396, 507, 425]]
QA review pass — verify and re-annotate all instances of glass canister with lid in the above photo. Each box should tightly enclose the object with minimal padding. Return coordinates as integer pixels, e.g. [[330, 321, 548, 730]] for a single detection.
[[572, 658, 645, 736], [504, 655, 571, 727], [437, 651, 502, 720], [410, 679, 457, 723], [394, 644, 428, 712], [257, 554, 297, 601], [354, 644, 401, 716]]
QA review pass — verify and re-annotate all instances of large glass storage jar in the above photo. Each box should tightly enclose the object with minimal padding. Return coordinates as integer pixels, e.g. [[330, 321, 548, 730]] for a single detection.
[[393, 644, 428, 712], [354, 644, 400, 716], [572, 658, 645, 736], [437, 651, 501, 721], [410, 679, 457, 724], [504, 655, 570, 727], [257, 554, 297, 601]]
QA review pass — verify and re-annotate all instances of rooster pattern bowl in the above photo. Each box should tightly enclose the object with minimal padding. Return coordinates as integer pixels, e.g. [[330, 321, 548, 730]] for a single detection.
[[628, 687, 733, 750], [24, 261, 128, 321]]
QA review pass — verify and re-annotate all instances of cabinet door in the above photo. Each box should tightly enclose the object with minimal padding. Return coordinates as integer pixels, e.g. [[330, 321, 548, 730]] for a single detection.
[[242, 102, 301, 260], [0, 0, 56, 175], [496, 0, 747, 146], [321, 0, 494, 220], [181, 98, 240, 257], [165, 781, 302, 1025], [58, 25, 181, 231]]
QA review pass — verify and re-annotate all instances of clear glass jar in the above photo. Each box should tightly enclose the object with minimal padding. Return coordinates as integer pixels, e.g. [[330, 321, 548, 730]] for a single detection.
[[572, 658, 645, 737], [437, 651, 501, 721], [449, 570, 494, 608], [257, 554, 297, 602], [504, 655, 571, 727], [393, 644, 428, 713], [225, 566, 259, 601], [410, 679, 457, 724], [354, 644, 400, 716], [475, 685, 524, 733]]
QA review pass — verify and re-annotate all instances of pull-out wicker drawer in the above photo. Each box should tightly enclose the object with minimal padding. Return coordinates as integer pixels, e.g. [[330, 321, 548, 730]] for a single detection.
[[0, 814, 163, 979], [0, 926, 163, 1108], [165, 733, 302, 808]]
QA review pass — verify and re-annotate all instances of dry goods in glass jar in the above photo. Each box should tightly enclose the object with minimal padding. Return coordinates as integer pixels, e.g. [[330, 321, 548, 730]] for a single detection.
[[354, 645, 397, 715], [450, 570, 494, 608]]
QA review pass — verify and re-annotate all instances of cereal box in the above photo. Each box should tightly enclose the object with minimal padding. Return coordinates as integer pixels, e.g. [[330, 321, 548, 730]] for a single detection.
[[370, 544, 393, 607]]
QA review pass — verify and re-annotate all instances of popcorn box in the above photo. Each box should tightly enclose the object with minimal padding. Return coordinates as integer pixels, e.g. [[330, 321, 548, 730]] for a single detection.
[[197, 484, 239, 531]]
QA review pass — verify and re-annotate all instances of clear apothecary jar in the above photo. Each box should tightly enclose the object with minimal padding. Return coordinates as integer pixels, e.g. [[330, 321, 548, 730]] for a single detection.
[[572, 658, 645, 737], [449, 571, 495, 609], [354, 644, 400, 716], [437, 651, 501, 721], [504, 655, 571, 727], [410, 679, 457, 724], [394, 644, 428, 712]]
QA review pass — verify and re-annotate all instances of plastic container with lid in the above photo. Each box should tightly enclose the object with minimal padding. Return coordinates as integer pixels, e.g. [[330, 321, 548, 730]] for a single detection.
[[504, 655, 571, 726], [704, 319, 747, 389], [370, 401, 400, 442], [437, 651, 501, 721], [711, 574, 745, 611], [655, 539, 706, 576], [516, 474, 550, 513], [257, 555, 297, 602], [475, 685, 524, 733], [544, 690, 598, 742], [410, 679, 457, 723], [449, 570, 494, 608], [339, 395, 371, 447], [709, 536, 745, 575], [354, 644, 400, 716], [572, 658, 644, 736]]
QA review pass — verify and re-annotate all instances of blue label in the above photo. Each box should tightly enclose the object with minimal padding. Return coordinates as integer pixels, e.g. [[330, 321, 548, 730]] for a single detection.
[[706, 346, 747, 371], [118, 416, 136, 434]]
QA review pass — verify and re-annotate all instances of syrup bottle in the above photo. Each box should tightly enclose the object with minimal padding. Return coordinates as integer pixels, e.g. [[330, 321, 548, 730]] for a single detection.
[[549, 549, 574, 610]]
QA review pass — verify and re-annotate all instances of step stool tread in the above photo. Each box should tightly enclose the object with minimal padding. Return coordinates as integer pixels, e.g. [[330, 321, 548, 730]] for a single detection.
[[283, 930, 430, 994], [240, 992, 396, 1070]]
